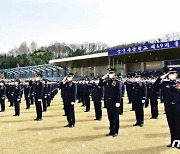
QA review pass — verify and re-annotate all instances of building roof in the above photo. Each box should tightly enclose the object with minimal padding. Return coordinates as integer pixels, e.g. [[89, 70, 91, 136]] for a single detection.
[[49, 52, 108, 64]]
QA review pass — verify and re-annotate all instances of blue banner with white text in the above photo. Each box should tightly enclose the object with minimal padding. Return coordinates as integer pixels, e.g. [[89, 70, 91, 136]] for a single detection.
[[108, 40, 180, 56]]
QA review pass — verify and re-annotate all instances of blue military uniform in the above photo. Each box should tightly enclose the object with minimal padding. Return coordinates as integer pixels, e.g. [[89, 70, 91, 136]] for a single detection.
[[125, 80, 133, 104], [147, 80, 159, 119], [61, 79, 77, 127], [131, 80, 147, 126], [83, 81, 92, 112], [0, 82, 6, 112], [99, 74, 121, 136], [155, 74, 180, 146], [119, 81, 125, 115], [91, 81, 103, 120], [34, 79, 44, 121], [24, 82, 31, 109], [42, 81, 48, 112], [9, 84, 14, 107], [13, 82, 21, 116], [29, 80, 35, 105]]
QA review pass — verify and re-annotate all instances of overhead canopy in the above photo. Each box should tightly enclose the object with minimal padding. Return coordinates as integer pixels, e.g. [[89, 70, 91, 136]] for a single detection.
[[2, 64, 64, 79]]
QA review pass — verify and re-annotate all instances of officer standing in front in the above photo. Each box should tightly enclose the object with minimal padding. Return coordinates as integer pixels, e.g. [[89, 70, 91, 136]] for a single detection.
[[34, 74, 44, 121], [99, 68, 121, 137], [155, 68, 180, 149], [61, 73, 77, 128]]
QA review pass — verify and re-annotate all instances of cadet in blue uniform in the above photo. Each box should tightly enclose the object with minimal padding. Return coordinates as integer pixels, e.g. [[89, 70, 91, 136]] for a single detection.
[[13, 80, 21, 116], [118, 76, 125, 115], [155, 68, 180, 149], [9, 82, 14, 107], [125, 79, 133, 104], [148, 78, 159, 119], [24, 81, 31, 109], [83, 79, 92, 112], [47, 82, 52, 107], [34, 74, 44, 121], [99, 68, 122, 137], [42, 80, 48, 112], [29, 80, 35, 105], [61, 73, 77, 128], [131, 75, 147, 127], [91, 77, 103, 120], [0, 81, 6, 112], [59, 80, 66, 116]]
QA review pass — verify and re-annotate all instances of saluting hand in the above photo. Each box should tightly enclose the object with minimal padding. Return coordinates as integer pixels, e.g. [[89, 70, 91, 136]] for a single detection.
[[160, 73, 169, 80], [102, 73, 109, 80], [62, 76, 67, 83]]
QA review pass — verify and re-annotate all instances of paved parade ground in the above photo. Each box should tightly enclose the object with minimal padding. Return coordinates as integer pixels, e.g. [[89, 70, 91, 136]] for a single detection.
[[0, 93, 179, 154]]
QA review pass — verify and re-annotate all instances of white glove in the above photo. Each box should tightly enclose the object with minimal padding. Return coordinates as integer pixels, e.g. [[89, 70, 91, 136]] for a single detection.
[[17, 98, 21, 101], [102, 73, 109, 80], [157, 99, 161, 102], [2, 97, 5, 99], [38, 99, 42, 102], [160, 73, 169, 79], [115, 103, 120, 107], [142, 100, 145, 103], [44, 96, 47, 98], [71, 102, 75, 105]]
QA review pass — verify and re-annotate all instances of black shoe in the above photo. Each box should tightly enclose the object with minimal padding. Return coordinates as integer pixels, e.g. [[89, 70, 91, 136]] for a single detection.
[[133, 123, 139, 126], [119, 113, 123, 115], [34, 118, 41, 121], [69, 125, 74, 128], [13, 114, 19, 116], [0, 110, 5, 112], [84, 110, 90, 112], [64, 124, 70, 127], [113, 133, 118, 137], [167, 144, 172, 148], [176, 146, 180, 149], [139, 124, 144, 127], [106, 132, 113, 136], [62, 114, 66, 116], [42, 110, 47, 112]]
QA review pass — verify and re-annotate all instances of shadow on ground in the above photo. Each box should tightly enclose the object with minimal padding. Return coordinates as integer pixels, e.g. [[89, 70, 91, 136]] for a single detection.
[[50, 134, 106, 143], [18, 126, 62, 131], [105, 145, 170, 154]]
